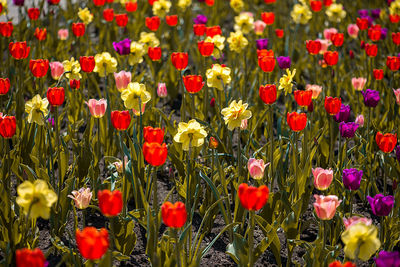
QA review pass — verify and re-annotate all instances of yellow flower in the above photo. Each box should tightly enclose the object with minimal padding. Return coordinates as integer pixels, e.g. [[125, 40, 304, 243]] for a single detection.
[[94, 52, 118, 77], [341, 223, 381, 261], [139, 32, 160, 49], [279, 68, 296, 95], [326, 3, 346, 23], [0, 0, 8, 16], [389, 0, 400, 16], [205, 35, 225, 59], [153, 0, 171, 18], [62, 57, 82, 80], [221, 100, 252, 131], [16, 180, 57, 219], [121, 82, 151, 111], [78, 7, 93, 25], [129, 41, 146, 65], [25, 94, 49, 125], [177, 0, 191, 10], [230, 0, 244, 13], [227, 31, 248, 53], [234, 13, 254, 34], [206, 64, 231, 90], [173, 119, 208, 151], [291, 4, 312, 24]]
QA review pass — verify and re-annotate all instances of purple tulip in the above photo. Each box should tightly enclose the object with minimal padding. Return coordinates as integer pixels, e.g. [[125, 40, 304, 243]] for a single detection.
[[342, 168, 363, 190], [367, 194, 394, 216], [13, 0, 25, 5], [362, 89, 380, 107], [113, 38, 131, 56], [276, 56, 291, 69], [256, 38, 268, 50], [371, 9, 381, 19], [396, 145, 400, 163], [374, 251, 400, 267], [333, 104, 351, 123], [193, 14, 207, 25], [358, 9, 369, 18], [339, 122, 359, 138], [381, 28, 389, 39]]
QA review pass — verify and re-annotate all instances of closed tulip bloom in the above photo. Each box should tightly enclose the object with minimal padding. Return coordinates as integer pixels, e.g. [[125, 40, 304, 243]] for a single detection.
[[376, 132, 397, 153], [198, 41, 214, 57], [125, 1, 137, 12], [171, 52, 188, 70], [343, 216, 372, 229], [261, 12, 275, 25], [323, 28, 338, 40], [113, 38, 131, 55], [347, 24, 359, 38], [70, 79, 80, 90], [259, 84, 277, 104], [49, 62, 64, 80], [253, 20, 266, 35], [47, 87, 65, 106], [313, 194, 341, 220], [287, 112, 307, 132], [275, 29, 284, 38], [368, 25, 381, 41], [310, 0, 322, 12], [0, 22, 14, 37], [373, 69, 384, 80], [362, 89, 380, 107], [0, 115, 16, 138], [312, 167, 333, 190], [111, 110, 131, 130], [161, 201, 187, 228], [392, 33, 400, 46], [115, 13, 128, 27], [0, 78, 10, 95], [143, 126, 164, 144], [238, 183, 269, 210], [256, 38, 268, 50], [193, 24, 206, 36], [29, 59, 49, 78], [34, 28, 46, 41], [72, 22, 85, 37], [306, 84, 322, 99], [183, 75, 204, 94], [351, 77, 367, 91], [258, 56, 275, 72], [247, 158, 268, 180], [114, 71, 131, 91], [98, 189, 123, 217], [9, 41, 30, 60], [103, 8, 114, 21], [28, 8, 40, 20], [393, 89, 400, 105], [16, 248, 46, 267], [306, 40, 321, 55], [143, 142, 168, 166], [145, 16, 160, 31], [331, 33, 344, 47], [356, 17, 369, 30], [325, 96, 342, 115], [276, 56, 291, 69], [157, 82, 167, 98], [339, 122, 359, 138], [294, 90, 312, 107], [367, 194, 394, 216], [387, 56, 400, 71], [365, 43, 378, 57], [79, 56, 95, 73], [333, 104, 351, 123], [86, 99, 107, 118], [76, 227, 109, 260], [342, 168, 363, 190], [58, 29, 68, 40], [374, 251, 400, 267], [324, 51, 339, 66], [257, 49, 274, 58], [68, 188, 92, 209], [148, 47, 162, 61], [166, 15, 178, 26]]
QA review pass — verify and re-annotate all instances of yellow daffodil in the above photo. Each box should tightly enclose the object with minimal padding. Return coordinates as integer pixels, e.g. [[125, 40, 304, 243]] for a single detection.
[[291, 4, 312, 24], [390, 0, 400, 16], [230, 0, 244, 13], [152, 0, 171, 18], [279, 68, 296, 95], [0, 0, 8, 16], [78, 7, 93, 25], [121, 82, 151, 111], [16, 180, 57, 219], [341, 223, 381, 261], [25, 94, 49, 125], [62, 57, 82, 80], [227, 31, 248, 53], [205, 35, 225, 59], [221, 100, 252, 131], [206, 64, 231, 91], [234, 13, 254, 34], [129, 41, 146, 65], [139, 32, 160, 49], [326, 3, 346, 23], [177, 0, 191, 10], [94, 52, 118, 77], [173, 119, 208, 151]]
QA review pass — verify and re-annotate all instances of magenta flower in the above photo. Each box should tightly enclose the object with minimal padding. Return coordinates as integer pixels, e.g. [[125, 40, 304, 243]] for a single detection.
[[342, 168, 363, 190], [113, 38, 131, 55], [367, 194, 394, 216]]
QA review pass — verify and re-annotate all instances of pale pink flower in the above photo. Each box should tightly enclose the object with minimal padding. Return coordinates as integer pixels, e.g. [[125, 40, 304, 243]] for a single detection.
[[247, 158, 269, 180], [313, 194, 341, 220], [393, 89, 400, 105], [58, 29, 69, 40], [132, 103, 146, 116], [240, 11, 254, 17], [316, 39, 331, 54], [49, 61, 64, 80], [240, 119, 248, 130], [306, 84, 322, 99], [114, 156, 128, 173], [352, 77, 367, 91], [253, 20, 266, 35], [157, 83, 167, 98], [114, 71, 131, 91], [323, 28, 338, 40], [86, 99, 107, 118], [312, 167, 333, 190], [347, 24, 359, 38], [355, 114, 365, 127], [343, 216, 372, 229], [68, 188, 92, 209]]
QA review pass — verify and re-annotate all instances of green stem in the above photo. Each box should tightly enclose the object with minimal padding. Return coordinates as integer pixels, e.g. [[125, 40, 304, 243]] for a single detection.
[[292, 132, 298, 201], [119, 132, 128, 217], [174, 229, 181, 267], [55, 107, 62, 212], [329, 116, 335, 168], [248, 210, 255, 267], [153, 168, 159, 264], [349, 191, 353, 217], [237, 128, 241, 178], [180, 71, 186, 121], [269, 105, 274, 187]]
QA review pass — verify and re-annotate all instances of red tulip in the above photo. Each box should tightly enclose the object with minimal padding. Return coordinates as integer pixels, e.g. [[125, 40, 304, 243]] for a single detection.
[[0, 22, 13, 37], [143, 126, 164, 144], [148, 47, 162, 61], [161, 201, 187, 228], [0, 78, 10, 95], [205, 26, 221, 37], [0, 115, 16, 139], [264, 0, 276, 3], [294, 90, 313, 107], [145, 16, 160, 31], [166, 15, 178, 26], [48, 0, 60, 4], [80, 56, 95, 72], [198, 41, 214, 57], [115, 13, 128, 27], [324, 51, 339, 66], [47, 87, 65, 106], [373, 69, 384, 80], [171, 52, 188, 70], [275, 29, 284, 38], [257, 49, 274, 58], [76, 227, 109, 260], [261, 12, 275, 25], [258, 56, 275, 72], [9, 41, 30, 60], [323, 0, 332, 6], [259, 84, 277, 105], [143, 142, 168, 166], [356, 18, 368, 30], [205, 0, 214, 6], [103, 8, 114, 22], [368, 25, 381, 42], [29, 59, 49, 78], [28, 8, 40, 20], [93, 0, 106, 6], [72, 23, 85, 37], [34, 28, 47, 41], [183, 75, 204, 94], [306, 40, 321, 55], [16, 248, 46, 267], [390, 14, 400, 24], [287, 112, 307, 132], [310, 0, 322, 12], [238, 183, 269, 211], [365, 43, 378, 57], [111, 110, 131, 130], [392, 32, 400, 45], [148, 0, 157, 5], [324, 96, 342, 115], [125, 1, 137, 12], [193, 24, 206, 36], [331, 33, 344, 47], [98, 189, 123, 217], [387, 56, 400, 71], [376, 132, 397, 153]]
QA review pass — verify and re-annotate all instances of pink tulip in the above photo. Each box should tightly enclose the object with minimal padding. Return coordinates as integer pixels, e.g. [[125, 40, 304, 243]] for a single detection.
[[253, 20, 266, 35], [114, 71, 131, 91], [157, 83, 167, 98], [323, 28, 338, 40], [132, 103, 146, 116], [240, 119, 248, 130], [393, 89, 400, 105], [306, 84, 322, 99], [68, 188, 92, 209], [352, 77, 367, 91], [347, 24, 359, 38], [58, 29, 69, 40], [316, 39, 330, 54], [114, 156, 128, 173], [247, 158, 269, 180], [312, 167, 333, 190], [313, 194, 341, 220], [355, 114, 365, 127], [50, 61, 64, 80], [86, 99, 107, 118], [343, 216, 372, 229]]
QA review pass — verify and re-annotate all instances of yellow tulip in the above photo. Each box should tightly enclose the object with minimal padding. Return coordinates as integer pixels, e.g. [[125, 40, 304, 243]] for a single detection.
[[173, 119, 208, 151]]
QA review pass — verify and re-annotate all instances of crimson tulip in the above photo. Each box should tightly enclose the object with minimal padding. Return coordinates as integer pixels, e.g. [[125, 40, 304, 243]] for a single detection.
[[143, 126, 164, 144], [76, 227, 109, 260], [16, 248, 46, 267], [259, 84, 277, 105], [29, 59, 49, 78], [0, 115, 16, 139], [161, 201, 187, 228], [47, 87, 65, 106], [287, 112, 307, 132], [193, 24, 205, 36], [171, 52, 188, 70], [198, 41, 214, 57], [72, 23, 85, 37], [205, 26, 221, 37], [145, 16, 160, 31], [0, 78, 10, 95], [115, 14, 128, 27], [0, 22, 13, 37], [261, 12, 275, 25], [98, 189, 123, 217], [324, 96, 342, 115], [324, 51, 339, 66], [103, 8, 114, 22], [258, 56, 275, 72], [183, 75, 204, 93], [80, 56, 95, 72], [294, 90, 312, 107], [306, 40, 321, 55], [166, 15, 178, 26], [376, 132, 397, 153], [111, 110, 131, 130], [148, 47, 162, 61], [9, 41, 30, 60], [238, 183, 269, 211], [143, 142, 168, 166]]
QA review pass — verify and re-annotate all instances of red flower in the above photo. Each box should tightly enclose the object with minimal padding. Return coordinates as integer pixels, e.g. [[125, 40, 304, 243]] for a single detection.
[[193, 24, 206, 36], [148, 47, 162, 61], [143, 142, 168, 166], [356, 18, 369, 30], [365, 43, 378, 57], [257, 49, 274, 58], [111, 110, 131, 130], [306, 40, 321, 55], [80, 56, 95, 72], [264, 0, 276, 3], [387, 56, 400, 71], [331, 33, 344, 47], [93, 0, 105, 6], [145, 16, 160, 31], [328, 261, 356, 267], [28, 8, 40, 20], [0, 78, 10, 95], [76, 227, 109, 260], [183, 75, 204, 94], [287, 112, 307, 132], [373, 69, 384, 80], [205, 26, 221, 37], [310, 0, 322, 12], [34, 28, 47, 41], [392, 32, 400, 45], [166, 15, 178, 26], [103, 8, 114, 22], [294, 90, 312, 107], [98, 189, 123, 217], [275, 29, 284, 38], [198, 41, 214, 57], [261, 12, 275, 25], [323, 0, 332, 6], [376, 132, 397, 153], [125, 1, 137, 12], [0, 115, 16, 139], [29, 59, 49, 78], [161, 201, 187, 228], [324, 96, 342, 115], [368, 25, 381, 42], [115, 13, 128, 27], [0, 22, 13, 37], [47, 87, 65, 106], [148, 0, 157, 5], [9, 41, 30, 60], [323, 51, 339, 66], [258, 56, 275, 72], [171, 52, 188, 70], [205, 0, 214, 6], [72, 23, 85, 37], [69, 79, 80, 89], [143, 126, 164, 143], [16, 248, 46, 267], [48, 0, 60, 4], [238, 183, 269, 211], [259, 84, 277, 105], [390, 14, 400, 23], [349, 50, 354, 59]]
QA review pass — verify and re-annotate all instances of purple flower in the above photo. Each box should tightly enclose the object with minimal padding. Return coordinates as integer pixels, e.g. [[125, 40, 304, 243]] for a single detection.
[[256, 38, 268, 50], [276, 56, 291, 69], [48, 117, 55, 127], [193, 14, 207, 25], [362, 89, 380, 107], [342, 168, 363, 190], [371, 9, 381, 19], [339, 122, 359, 138], [381, 27, 389, 39], [374, 251, 400, 267], [333, 104, 351, 123], [358, 9, 369, 18], [13, 0, 25, 6], [396, 145, 400, 163], [113, 38, 131, 56], [367, 194, 395, 216]]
